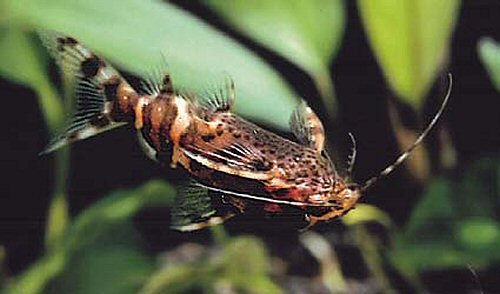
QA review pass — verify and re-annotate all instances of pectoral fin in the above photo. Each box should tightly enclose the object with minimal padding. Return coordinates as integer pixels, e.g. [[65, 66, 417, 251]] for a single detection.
[[289, 101, 325, 152]]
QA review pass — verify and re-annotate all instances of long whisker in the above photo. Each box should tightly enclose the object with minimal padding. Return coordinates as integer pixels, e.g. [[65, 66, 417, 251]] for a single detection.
[[361, 73, 453, 192], [347, 132, 357, 178]]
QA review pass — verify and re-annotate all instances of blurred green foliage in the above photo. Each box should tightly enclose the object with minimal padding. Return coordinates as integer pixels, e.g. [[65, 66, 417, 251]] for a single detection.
[[1, 0, 298, 128], [358, 0, 460, 108], [0, 0, 498, 293], [392, 158, 500, 273], [140, 237, 280, 294], [205, 0, 345, 116], [4, 181, 173, 294], [479, 37, 500, 92]]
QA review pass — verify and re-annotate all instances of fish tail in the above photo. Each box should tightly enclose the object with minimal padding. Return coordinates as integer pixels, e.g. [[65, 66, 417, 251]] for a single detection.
[[39, 31, 141, 154]]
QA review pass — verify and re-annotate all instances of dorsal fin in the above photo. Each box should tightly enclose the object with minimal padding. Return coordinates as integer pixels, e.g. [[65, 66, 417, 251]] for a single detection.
[[138, 59, 173, 96], [289, 101, 325, 152], [200, 78, 235, 112]]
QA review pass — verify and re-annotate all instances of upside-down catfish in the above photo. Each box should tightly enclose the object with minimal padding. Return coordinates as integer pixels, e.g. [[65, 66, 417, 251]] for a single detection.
[[40, 31, 451, 231]]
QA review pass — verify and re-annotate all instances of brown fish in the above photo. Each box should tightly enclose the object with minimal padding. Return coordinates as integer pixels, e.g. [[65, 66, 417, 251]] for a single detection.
[[40, 32, 452, 231]]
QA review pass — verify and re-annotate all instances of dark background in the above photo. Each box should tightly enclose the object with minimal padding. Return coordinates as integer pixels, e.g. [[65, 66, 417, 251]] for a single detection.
[[1, 1, 499, 292]]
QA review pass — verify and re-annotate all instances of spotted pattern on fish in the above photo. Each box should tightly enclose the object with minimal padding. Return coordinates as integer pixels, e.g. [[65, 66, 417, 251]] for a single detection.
[[41, 32, 452, 230]]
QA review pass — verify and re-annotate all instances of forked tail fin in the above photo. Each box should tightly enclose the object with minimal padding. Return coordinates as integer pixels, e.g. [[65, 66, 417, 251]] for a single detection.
[[39, 31, 138, 154], [360, 73, 453, 192]]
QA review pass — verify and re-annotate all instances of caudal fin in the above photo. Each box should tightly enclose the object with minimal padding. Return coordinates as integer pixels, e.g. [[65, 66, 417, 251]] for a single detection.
[[39, 31, 137, 154]]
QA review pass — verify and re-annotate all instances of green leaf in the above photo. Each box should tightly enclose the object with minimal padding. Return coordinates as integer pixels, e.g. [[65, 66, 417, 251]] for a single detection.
[[204, 0, 345, 116], [140, 236, 281, 294], [0, 29, 69, 251], [5, 180, 174, 294], [357, 0, 460, 108], [3, 0, 299, 128], [342, 204, 393, 228], [0, 29, 63, 131], [457, 217, 500, 252], [0, 29, 46, 87], [51, 241, 154, 294], [478, 37, 500, 92]]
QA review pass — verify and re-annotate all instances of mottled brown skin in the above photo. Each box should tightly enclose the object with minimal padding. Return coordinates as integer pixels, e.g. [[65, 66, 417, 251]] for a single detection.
[[45, 33, 359, 229], [137, 98, 360, 227]]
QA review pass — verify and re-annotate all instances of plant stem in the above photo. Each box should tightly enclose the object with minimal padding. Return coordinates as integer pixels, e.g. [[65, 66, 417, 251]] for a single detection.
[[36, 78, 70, 249], [210, 225, 229, 246], [300, 231, 347, 292], [353, 225, 395, 293]]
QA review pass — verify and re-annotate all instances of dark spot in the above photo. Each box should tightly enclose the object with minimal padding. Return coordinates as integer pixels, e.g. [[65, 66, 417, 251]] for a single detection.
[[297, 169, 308, 178], [161, 74, 173, 94], [252, 160, 270, 171], [202, 134, 216, 142], [65, 37, 78, 45], [272, 188, 290, 198], [104, 79, 120, 101], [243, 134, 250, 140], [56, 37, 78, 50], [189, 159, 202, 173], [269, 149, 276, 155], [90, 115, 110, 128], [216, 129, 224, 136], [228, 126, 234, 133], [81, 56, 104, 78], [233, 132, 241, 139]]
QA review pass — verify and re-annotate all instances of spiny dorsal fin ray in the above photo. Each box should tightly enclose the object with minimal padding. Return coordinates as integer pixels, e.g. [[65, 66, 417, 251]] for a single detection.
[[170, 181, 237, 231], [289, 101, 325, 152], [138, 58, 172, 96], [200, 78, 235, 112], [38, 31, 134, 154], [184, 141, 270, 173]]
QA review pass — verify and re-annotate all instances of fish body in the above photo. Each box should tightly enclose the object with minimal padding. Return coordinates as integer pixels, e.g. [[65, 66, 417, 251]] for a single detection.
[[41, 32, 451, 231]]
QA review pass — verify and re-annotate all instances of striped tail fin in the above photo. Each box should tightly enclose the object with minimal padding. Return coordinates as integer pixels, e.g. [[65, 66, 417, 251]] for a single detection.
[[39, 31, 138, 154]]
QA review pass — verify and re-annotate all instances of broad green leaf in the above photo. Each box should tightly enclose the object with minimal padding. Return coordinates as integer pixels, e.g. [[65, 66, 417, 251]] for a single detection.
[[0, 29, 46, 87], [478, 37, 500, 92], [6, 180, 174, 294], [2, 0, 299, 128], [0, 29, 63, 130], [204, 0, 345, 115], [358, 0, 460, 108]]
